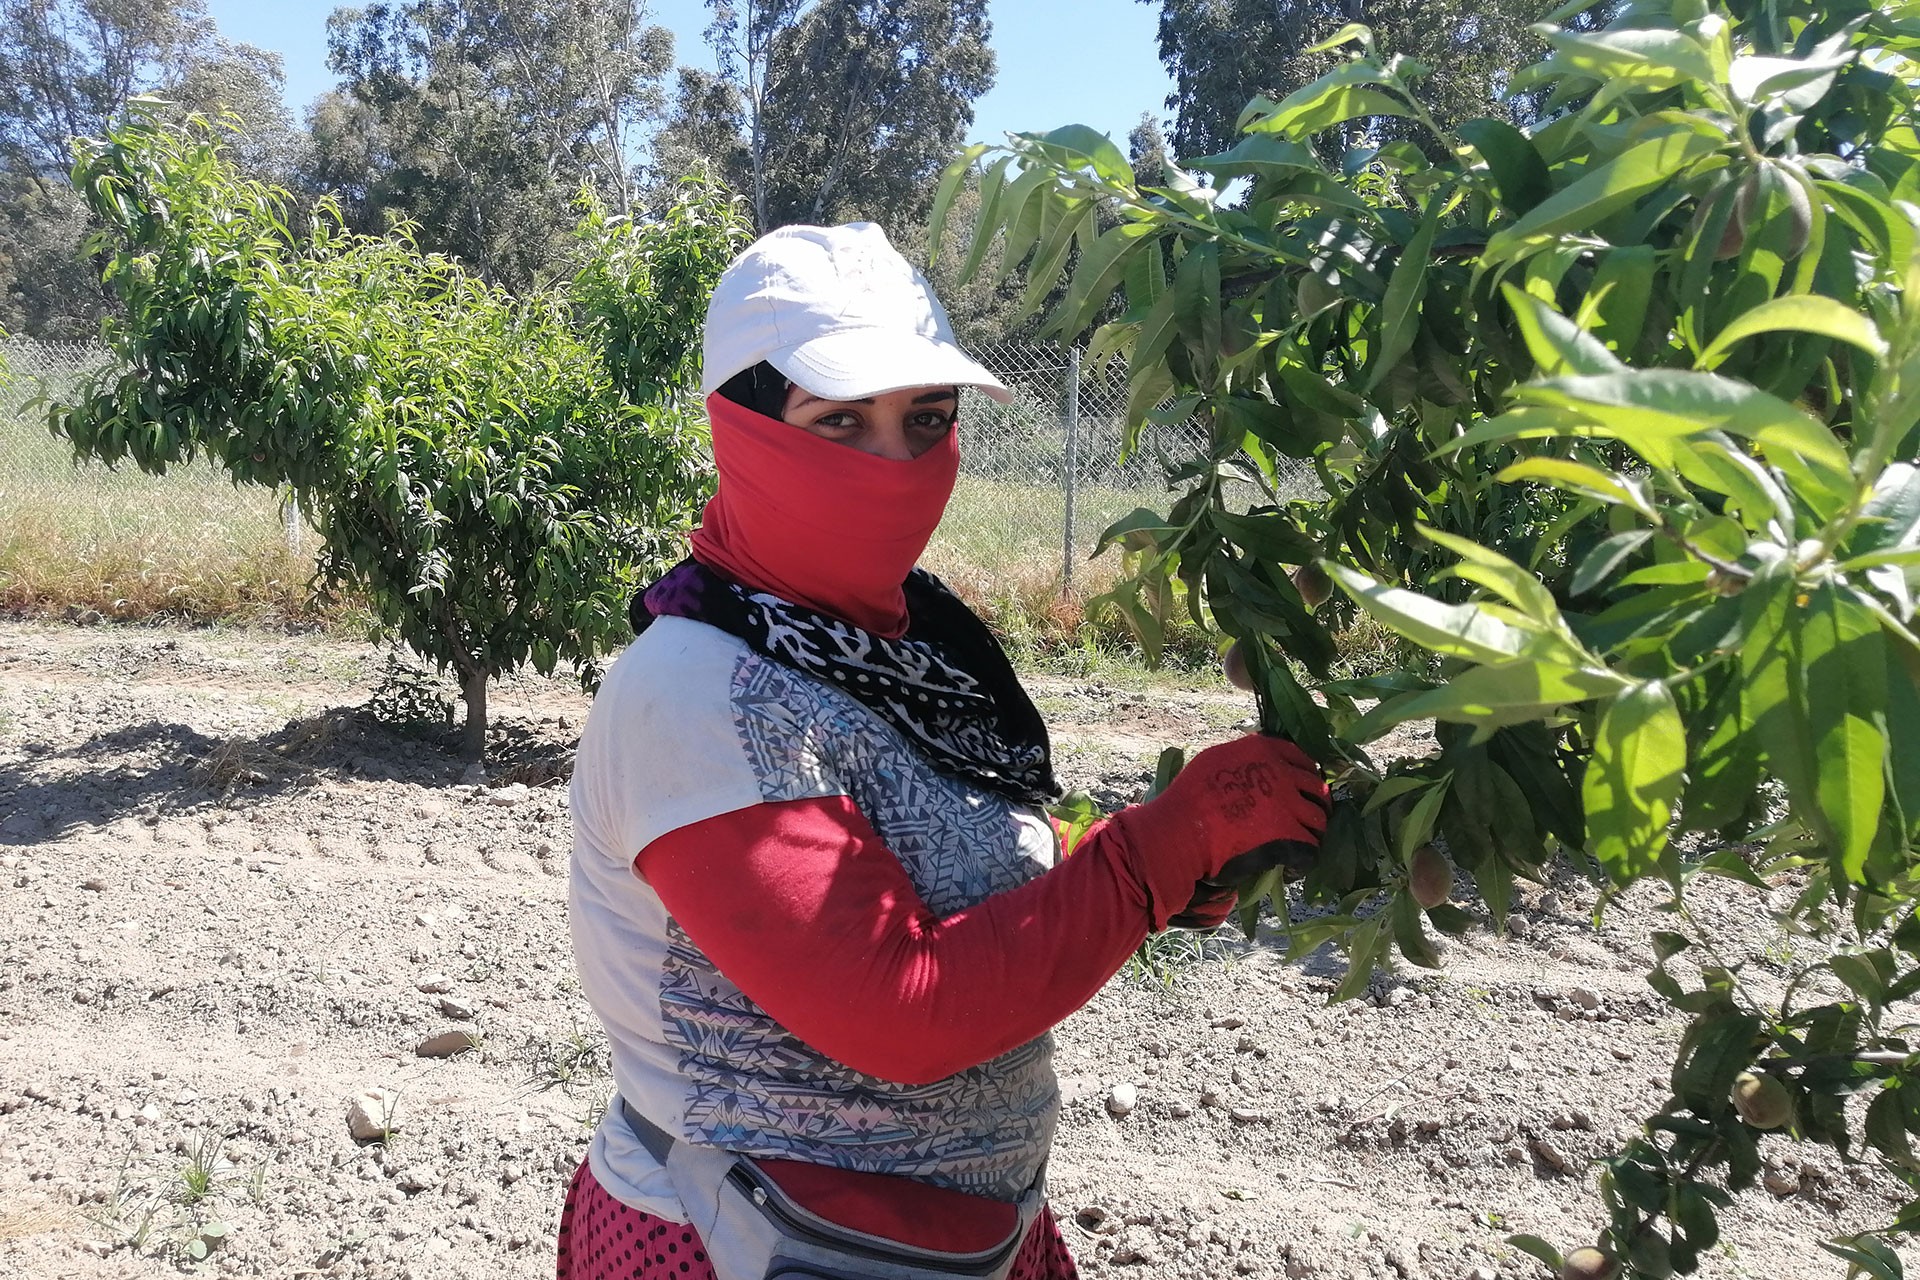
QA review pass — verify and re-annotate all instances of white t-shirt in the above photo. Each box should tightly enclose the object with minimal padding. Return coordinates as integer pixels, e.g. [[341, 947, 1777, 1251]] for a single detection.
[[569, 615, 1061, 1217]]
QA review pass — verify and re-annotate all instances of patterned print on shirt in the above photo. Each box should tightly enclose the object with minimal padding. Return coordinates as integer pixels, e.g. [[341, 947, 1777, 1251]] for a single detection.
[[653, 651, 1059, 1200], [730, 651, 1051, 913]]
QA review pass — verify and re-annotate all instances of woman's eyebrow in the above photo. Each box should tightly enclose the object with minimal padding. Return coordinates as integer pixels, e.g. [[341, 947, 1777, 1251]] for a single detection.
[[793, 392, 872, 409], [791, 390, 958, 409]]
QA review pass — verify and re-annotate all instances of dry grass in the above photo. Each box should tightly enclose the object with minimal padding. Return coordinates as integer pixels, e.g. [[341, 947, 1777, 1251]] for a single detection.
[[0, 507, 326, 626], [0, 1203, 86, 1243], [0, 403, 326, 625]]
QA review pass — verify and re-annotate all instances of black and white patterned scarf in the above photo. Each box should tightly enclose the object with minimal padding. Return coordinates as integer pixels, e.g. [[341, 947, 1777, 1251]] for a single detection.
[[632, 559, 1058, 806]]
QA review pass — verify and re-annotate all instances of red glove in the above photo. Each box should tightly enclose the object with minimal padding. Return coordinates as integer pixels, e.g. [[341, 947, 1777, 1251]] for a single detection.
[[1109, 736, 1330, 930], [1166, 880, 1240, 930]]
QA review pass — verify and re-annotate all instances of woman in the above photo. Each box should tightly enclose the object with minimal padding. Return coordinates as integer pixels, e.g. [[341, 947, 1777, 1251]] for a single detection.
[[563, 222, 1329, 1280]]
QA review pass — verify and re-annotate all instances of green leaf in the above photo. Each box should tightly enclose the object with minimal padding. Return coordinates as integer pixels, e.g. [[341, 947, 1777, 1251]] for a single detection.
[[1849, 462, 1920, 558], [1333, 914, 1391, 1002], [1420, 524, 1572, 624], [1305, 21, 1374, 55], [1016, 125, 1134, 185], [1684, 673, 1766, 833], [1487, 724, 1584, 849], [1729, 50, 1852, 109], [1804, 584, 1889, 882], [1148, 746, 1187, 800], [1047, 790, 1103, 857], [1365, 195, 1443, 393], [1218, 394, 1339, 458], [927, 144, 989, 268], [1617, 560, 1710, 587], [993, 167, 1056, 280], [1698, 295, 1888, 369], [1391, 890, 1442, 968], [1506, 1235, 1564, 1270], [1350, 660, 1626, 741], [1572, 530, 1653, 596], [1212, 557, 1338, 676], [1093, 507, 1180, 557], [1613, 1156, 1675, 1214], [1485, 129, 1719, 261], [1244, 84, 1412, 141], [1497, 457, 1655, 518], [1457, 117, 1550, 214], [1866, 1088, 1916, 1165], [1820, 1237, 1906, 1280], [1129, 285, 1181, 379], [1674, 434, 1796, 539], [1584, 681, 1687, 882], [1542, 26, 1718, 88], [1742, 565, 1828, 844], [1275, 358, 1367, 418], [1502, 284, 1624, 376], [1190, 135, 1324, 182], [1517, 369, 1852, 491], [1281, 912, 1361, 962], [1672, 1011, 1763, 1115], [1047, 222, 1156, 340], [1020, 198, 1094, 312], [1587, 244, 1658, 354], [959, 155, 1013, 283], [1829, 949, 1896, 1005], [1210, 508, 1319, 566], [1173, 241, 1222, 380], [1322, 563, 1566, 666], [1884, 644, 1920, 842], [1397, 778, 1450, 860], [1364, 775, 1432, 814]]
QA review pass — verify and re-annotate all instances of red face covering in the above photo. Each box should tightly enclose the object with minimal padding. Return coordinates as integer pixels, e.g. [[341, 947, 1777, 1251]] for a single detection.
[[690, 393, 960, 639]]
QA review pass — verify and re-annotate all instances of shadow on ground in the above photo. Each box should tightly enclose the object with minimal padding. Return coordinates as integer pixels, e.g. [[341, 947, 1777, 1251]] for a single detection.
[[0, 705, 579, 846]]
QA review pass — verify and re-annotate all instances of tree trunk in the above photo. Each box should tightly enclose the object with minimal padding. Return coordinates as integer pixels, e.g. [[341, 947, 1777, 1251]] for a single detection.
[[461, 669, 488, 761]]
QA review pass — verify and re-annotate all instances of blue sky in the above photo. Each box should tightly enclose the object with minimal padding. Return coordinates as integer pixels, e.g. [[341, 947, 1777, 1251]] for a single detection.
[[202, 0, 1174, 149]]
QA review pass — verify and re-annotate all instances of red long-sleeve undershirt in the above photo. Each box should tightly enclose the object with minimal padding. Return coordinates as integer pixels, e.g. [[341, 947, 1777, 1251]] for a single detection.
[[636, 794, 1162, 1087]]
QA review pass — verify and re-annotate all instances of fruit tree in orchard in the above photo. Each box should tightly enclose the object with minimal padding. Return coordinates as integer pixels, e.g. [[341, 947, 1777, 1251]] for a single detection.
[[937, 0, 1919, 1273], [50, 107, 748, 758]]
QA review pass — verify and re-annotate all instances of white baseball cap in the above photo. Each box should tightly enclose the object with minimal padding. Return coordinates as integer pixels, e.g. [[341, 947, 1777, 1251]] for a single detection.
[[701, 222, 1013, 405]]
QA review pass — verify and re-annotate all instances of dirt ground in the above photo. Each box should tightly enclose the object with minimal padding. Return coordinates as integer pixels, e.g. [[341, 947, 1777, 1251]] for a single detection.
[[0, 619, 1910, 1280]]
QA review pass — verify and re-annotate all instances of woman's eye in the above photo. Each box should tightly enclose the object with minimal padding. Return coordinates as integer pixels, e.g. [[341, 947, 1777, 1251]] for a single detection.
[[911, 412, 955, 432], [813, 413, 859, 430]]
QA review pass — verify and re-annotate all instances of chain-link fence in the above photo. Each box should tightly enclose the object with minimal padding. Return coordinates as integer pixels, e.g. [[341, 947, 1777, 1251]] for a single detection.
[[1, 332, 1315, 599], [935, 339, 1319, 593], [0, 335, 299, 568]]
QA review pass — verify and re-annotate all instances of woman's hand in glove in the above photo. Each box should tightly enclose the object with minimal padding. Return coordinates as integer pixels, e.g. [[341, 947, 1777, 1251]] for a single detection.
[[1109, 736, 1330, 931]]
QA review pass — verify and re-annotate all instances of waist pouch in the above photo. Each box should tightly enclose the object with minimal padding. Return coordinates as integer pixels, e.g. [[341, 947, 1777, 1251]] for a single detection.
[[622, 1098, 1044, 1280]]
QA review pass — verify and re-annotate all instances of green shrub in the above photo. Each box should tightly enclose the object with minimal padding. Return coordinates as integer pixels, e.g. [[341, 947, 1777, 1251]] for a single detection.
[[53, 106, 747, 756]]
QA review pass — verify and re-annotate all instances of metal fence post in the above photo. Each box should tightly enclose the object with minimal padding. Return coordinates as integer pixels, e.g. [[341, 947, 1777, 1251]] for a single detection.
[[1060, 345, 1080, 590], [284, 492, 302, 554]]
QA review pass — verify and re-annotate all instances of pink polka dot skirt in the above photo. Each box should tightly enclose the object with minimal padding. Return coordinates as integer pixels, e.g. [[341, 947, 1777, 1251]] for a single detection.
[[555, 1159, 1079, 1280]]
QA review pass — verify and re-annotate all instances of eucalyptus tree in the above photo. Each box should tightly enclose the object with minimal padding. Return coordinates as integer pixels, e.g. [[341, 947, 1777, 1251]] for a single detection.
[[0, 0, 295, 337], [674, 0, 994, 234], [318, 0, 675, 290]]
